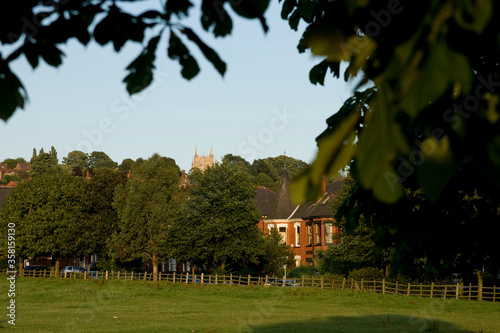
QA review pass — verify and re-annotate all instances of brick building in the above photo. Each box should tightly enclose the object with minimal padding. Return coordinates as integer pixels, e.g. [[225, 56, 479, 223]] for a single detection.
[[255, 167, 344, 267]]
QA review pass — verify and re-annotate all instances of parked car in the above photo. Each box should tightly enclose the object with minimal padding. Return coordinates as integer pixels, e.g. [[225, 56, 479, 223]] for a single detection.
[[24, 265, 41, 271], [83, 263, 102, 278], [84, 262, 100, 272], [265, 278, 300, 287], [61, 266, 85, 274]]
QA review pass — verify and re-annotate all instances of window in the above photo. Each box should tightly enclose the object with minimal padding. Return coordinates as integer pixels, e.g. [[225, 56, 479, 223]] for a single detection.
[[169, 258, 176, 272], [307, 224, 312, 246], [279, 227, 287, 244], [324, 223, 334, 244], [296, 226, 300, 247], [315, 224, 321, 245]]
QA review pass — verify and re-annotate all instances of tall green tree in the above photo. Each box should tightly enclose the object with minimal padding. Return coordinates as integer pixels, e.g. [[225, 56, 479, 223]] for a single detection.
[[88, 151, 117, 169], [78, 168, 127, 258], [111, 154, 180, 279], [0, 171, 84, 269], [170, 163, 264, 273], [62, 150, 89, 169], [30, 149, 58, 174], [261, 227, 295, 277], [118, 158, 135, 172]]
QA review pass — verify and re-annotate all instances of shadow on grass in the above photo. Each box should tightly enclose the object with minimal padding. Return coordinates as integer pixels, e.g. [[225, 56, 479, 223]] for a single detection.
[[246, 314, 475, 333]]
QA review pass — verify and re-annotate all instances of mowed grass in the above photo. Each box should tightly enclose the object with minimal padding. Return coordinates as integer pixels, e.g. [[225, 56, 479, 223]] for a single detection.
[[1, 278, 499, 332]]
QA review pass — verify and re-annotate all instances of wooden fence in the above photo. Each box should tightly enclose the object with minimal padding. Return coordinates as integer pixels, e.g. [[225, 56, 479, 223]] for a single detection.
[[6, 269, 499, 302]]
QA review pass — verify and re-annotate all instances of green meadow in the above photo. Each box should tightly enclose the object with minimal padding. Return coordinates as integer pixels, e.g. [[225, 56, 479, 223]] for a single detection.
[[1, 278, 499, 332]]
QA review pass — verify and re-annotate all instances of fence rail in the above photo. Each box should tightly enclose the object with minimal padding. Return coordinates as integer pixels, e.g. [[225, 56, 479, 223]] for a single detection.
[[6, 269, 499, 302]]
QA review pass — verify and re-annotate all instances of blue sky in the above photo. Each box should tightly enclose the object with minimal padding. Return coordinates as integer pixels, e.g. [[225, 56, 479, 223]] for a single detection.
[[1, 1, 356, 171]]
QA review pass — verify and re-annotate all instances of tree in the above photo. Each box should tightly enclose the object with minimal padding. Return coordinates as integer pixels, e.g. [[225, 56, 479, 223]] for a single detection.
[[0, 0, 270, 121], [88, 151, 117, 169], [1, 157, 27, 169], [62, 150, 89, 169], [118, 158, 135, 172], [30, 149, 58, 174], [0, 170, 84, 270], [261, 227, 295, 277], [111, 154, 180, 280], [169, 163, 264, 273], [78, 168, 127, 258], [250, 156, 309, 191]]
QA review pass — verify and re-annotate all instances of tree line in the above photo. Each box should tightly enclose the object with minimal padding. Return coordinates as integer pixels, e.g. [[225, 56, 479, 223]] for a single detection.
[[0, 151, 302, 278]]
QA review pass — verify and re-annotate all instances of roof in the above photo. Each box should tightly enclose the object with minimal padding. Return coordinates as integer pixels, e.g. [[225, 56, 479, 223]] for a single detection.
[[15, 163, 32, 171], [258, 176, 346, 221], [252, 186, 277, 217], [267, 168, 299, 220]]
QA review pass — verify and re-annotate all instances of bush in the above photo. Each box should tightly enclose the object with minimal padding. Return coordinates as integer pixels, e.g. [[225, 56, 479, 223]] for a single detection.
[[348, 267, 383, 281], [288, 266, 316, 278]]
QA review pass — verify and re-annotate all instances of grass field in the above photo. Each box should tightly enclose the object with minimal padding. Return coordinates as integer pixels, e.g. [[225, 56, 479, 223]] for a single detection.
[[1, 278, 499, 332]]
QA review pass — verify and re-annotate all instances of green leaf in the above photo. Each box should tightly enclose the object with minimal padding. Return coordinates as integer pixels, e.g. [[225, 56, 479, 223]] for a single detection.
[[40, 44, 65, 67], [230, 0, 270, 32], [357, 85, 408, 204], [165, 0, 193, 20], [123, 35, 160, 95], [93, 6, 146, 52], [455, 0, 492, 34], [291, 109, 360, 203], [281, 0, 296, 20], [167, 30, 200, 80], [0, 60, 27, 121], [201, 0, 233, 37], [181, 28, 226, 76], [400, 38, 472, 118], [309, 60, 328, 85], [417, 136, 457, 203]]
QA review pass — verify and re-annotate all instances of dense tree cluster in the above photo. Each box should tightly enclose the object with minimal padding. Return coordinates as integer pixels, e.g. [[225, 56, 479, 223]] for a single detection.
[[1, 150, 301, 276]]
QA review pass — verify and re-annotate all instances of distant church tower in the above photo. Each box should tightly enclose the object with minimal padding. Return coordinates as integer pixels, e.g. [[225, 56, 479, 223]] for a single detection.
[[191, 146, 216, 172]]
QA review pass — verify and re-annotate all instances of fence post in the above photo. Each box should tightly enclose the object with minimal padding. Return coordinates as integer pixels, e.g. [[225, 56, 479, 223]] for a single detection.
[[230, 274, 233, 285], [443, 285, 447, 298], [382, 279, 385, 294], [351, 278, 354, 290], [493, 285, 496, 302], [321, 276, 324, 289], [469, 283, 472, 300], [201, 273, 204, 285], [131, 271, 133, 280], [283, 275, 286, 287], [301, 276, 304, 288], [239, 275, 242, 286], [265, 275, 268, 286], [186, 272, 189, 284], [430, 282, 434, 298], [456, 283, 459, 300], [360, 278, 364, 291], [420, 284, 422, 297], [395, 281, 398, 295], [106, 271, 109, 280], [407, 283, 411, 296], [342, 277, 346, 290], [248, 274, 251, 285], [215, 274, 218, 285]]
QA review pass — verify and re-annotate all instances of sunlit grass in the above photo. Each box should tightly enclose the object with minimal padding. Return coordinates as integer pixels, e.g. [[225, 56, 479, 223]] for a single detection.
[[1, 278, 499, 332]]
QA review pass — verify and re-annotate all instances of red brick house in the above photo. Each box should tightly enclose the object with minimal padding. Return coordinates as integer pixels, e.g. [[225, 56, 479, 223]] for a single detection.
[[255, 168, 344, 267]]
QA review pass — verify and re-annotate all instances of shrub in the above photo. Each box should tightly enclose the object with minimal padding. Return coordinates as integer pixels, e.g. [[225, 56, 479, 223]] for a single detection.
[[348, 267, 383, 281], [288, 266, 316, 278]]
